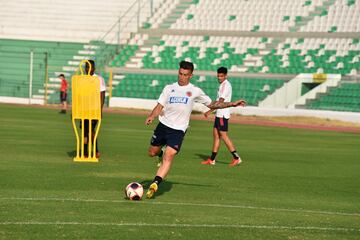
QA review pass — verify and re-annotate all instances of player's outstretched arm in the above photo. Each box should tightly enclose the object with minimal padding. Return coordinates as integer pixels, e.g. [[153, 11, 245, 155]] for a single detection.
[[145, 103, 164, 125], [203, 109, 214, 118], [206, 99, 246, 109], [232, 99, 246, 107]]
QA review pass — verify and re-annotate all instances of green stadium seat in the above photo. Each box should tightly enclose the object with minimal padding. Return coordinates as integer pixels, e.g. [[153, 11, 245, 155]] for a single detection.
[[0, 38, 108, 103], [111, 74, 284, 106], [307, 83, 360, 112]]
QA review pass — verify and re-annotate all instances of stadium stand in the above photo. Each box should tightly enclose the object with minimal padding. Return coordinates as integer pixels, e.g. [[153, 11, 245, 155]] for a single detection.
[[112, 35, 264, 71], [0, 0, 163, 43], [0, 39, 83, 101], [0, 38, 119, 103], [111, 34, 360, 75], [113, 0, 359, 74], [300, 0, 360, 32], [307, 82, 360, 112], [112, 73, 284, 106], [170, 0, 320, 32], [0, 0, 163, 103], [0, 0, 359, 115], [261, 37, 360, 75], [167, 0, 359, 33], [107, 0, 359, 112]]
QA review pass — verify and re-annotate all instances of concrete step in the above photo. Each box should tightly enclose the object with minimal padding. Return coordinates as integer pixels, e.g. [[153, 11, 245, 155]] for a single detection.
[[68, 61, 80, 66], [83, 45, 99, 50], [32, 94, 49, 100], [45, 83, 61, 88], [49, 78, 61, 83], [62, 66, 77, 71], [125, 63, 142, 68], [38, 89, 55, 94], [73, 55, 90, 60], [78, 50, 96, 55]]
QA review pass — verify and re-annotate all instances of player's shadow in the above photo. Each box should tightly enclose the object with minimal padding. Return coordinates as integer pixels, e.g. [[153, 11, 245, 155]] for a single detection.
[[194, 153, 227, 165], [67, 150, 76, 158], [140, 180, 211, 199], [140, 180, 172, 199]]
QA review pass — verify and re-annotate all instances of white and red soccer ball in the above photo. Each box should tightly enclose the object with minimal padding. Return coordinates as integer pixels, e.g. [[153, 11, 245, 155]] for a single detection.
[[125, 182, 143, 200]]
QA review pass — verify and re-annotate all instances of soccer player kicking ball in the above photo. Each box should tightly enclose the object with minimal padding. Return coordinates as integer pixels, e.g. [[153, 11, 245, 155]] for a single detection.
[[145, 61, 246, 198]]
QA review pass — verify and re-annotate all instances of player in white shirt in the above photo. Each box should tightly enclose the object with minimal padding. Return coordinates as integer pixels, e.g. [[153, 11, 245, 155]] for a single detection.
[[83, 60, 106, 158], [145, 61, 246, 198], [202, 67, 243, 166]]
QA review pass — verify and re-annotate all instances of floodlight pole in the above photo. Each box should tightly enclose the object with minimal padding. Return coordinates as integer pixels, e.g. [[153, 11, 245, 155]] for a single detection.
[[117, 18, 121, 48], [29, 50, 34, 104], [44, 52, 49, 105]]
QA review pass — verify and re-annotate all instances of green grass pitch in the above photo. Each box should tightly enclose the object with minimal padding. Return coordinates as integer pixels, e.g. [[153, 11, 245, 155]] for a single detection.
[[0, 103, 359, 239]]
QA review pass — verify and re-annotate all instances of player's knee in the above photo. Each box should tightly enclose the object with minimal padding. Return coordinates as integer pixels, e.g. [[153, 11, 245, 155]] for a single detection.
[[148, 149, 158, 157], [162, 152, 176, 162], [165, 147, 177, 157], [219, 131, 228, 138]]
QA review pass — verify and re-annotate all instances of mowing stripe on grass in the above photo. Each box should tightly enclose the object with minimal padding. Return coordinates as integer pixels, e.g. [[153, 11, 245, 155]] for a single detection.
[[2, 197, 360, 217], [0, 221, 359, 232]]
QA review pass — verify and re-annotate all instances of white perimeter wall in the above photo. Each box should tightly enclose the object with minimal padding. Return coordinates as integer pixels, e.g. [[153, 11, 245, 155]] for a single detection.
[[2, 96, 360, 124], [0, 96, 43, 105]]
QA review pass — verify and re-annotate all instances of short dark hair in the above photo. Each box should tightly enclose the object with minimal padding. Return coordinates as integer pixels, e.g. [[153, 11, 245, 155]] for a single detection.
[[85, 60, 95, 74], [217, 67, 228, 74], [86, 59, 95, 69], [179, 60, 194, 73], [58, 74, 65, 78]]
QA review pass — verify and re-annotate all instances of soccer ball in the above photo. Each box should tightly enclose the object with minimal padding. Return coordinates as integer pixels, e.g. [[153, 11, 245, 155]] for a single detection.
[[125, 182, 143, 200]]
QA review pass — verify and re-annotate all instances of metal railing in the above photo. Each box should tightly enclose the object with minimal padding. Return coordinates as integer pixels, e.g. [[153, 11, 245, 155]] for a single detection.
[[93, 0, 159, 72]]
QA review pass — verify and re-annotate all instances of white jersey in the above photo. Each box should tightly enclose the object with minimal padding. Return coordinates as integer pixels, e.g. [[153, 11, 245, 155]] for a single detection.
[[215, 79, 232, 119], [158, 82, 212, 132], [94, 73, 106, 92]]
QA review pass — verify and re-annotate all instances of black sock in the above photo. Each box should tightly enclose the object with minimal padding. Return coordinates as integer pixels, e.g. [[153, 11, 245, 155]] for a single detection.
[[231, 150, 240, 159], [153, 176, 163, 185], [158, 149, 163, 158], [210, 152, 217, 161]]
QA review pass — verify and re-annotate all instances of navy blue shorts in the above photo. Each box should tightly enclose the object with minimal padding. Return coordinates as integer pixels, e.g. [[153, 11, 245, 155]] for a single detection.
[[214, 117, 229, 132], [150, 122, 185, 153]]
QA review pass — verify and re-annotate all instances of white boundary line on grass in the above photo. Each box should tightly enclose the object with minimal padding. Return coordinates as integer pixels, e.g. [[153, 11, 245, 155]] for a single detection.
[[1, 197, 360, 217], [0, 221, 359, 232]]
